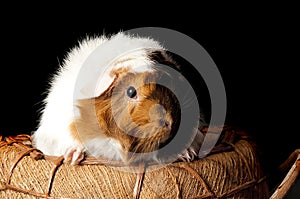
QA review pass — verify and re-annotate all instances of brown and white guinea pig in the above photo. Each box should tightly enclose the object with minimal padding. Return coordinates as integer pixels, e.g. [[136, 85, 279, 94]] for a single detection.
[[32, 32, 205, 165]]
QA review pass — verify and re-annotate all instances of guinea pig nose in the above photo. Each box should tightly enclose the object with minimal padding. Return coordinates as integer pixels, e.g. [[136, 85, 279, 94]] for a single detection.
[[158, 119, 171, 129], [164, 120, 170, 128], [159, 119, 165, 127], [149, 104, 172, 129]]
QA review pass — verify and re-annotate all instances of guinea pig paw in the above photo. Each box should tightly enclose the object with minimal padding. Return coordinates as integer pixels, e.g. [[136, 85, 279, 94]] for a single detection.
[[178, 148, 197, 162], [64, 146, 85, 165]]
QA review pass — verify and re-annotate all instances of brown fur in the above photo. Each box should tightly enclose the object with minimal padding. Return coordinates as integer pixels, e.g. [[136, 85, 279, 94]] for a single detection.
[[72, 68, 180, 162], [99, 70, 180, 159]]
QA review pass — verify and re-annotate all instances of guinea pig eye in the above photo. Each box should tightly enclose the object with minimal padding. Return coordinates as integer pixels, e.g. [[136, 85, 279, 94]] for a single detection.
[[126, 86, 137, 99]]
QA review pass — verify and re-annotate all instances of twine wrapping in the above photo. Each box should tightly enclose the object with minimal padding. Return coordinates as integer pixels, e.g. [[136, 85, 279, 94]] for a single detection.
[[0, 127, 269, 199]]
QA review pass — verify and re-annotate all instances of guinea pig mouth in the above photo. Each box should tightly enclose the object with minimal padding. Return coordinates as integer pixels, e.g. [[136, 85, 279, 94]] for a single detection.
[[126, 121, 173, 140]]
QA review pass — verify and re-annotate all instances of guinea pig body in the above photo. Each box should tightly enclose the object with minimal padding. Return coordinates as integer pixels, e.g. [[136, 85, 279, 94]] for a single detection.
[[32, 33, 204, 165]]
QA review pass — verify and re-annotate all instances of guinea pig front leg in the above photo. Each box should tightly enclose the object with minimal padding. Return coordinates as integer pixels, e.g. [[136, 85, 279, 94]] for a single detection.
[[64, 145, 85, 165]]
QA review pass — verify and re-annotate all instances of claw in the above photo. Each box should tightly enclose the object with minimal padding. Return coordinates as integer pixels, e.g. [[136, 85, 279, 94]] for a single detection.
[[64, 146, 85, 165], [178, 148, 196, 162]]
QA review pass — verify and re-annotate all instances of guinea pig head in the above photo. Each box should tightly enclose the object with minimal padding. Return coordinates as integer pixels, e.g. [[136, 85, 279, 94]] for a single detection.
[[94, 68, 181, 162]]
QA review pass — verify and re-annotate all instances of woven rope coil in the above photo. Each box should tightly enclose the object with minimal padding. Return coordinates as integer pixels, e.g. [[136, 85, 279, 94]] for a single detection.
[[0, 127, 269, 199]]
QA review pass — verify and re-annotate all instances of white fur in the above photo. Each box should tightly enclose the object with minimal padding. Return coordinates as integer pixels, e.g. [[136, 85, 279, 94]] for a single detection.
[[33, 32, 164, 159], [84, 138, 124, 161]]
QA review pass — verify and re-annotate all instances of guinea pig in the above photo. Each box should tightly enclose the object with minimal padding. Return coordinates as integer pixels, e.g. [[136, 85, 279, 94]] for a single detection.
[[32, 32, 205, 165]]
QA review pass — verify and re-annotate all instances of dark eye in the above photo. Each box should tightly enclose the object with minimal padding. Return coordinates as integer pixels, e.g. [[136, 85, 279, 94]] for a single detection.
[[127, 86, 137, 98]]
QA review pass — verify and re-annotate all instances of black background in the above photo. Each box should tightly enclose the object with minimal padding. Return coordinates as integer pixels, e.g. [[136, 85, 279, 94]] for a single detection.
[[0, 8, 299, 197]]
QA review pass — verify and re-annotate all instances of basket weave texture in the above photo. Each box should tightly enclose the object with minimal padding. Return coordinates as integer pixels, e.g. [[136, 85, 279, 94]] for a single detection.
[[0, 127, 269, 199]]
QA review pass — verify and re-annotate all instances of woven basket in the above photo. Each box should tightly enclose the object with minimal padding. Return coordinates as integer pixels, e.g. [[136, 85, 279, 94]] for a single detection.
[[0, 127, 269, 199]]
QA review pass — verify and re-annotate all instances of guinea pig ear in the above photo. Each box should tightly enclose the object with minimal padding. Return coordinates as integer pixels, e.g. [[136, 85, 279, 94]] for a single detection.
[[109, 67, 130, 78], [84, 67, 129, 99], [94, 67, 129, 97], [96, 74, 120, 98]]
